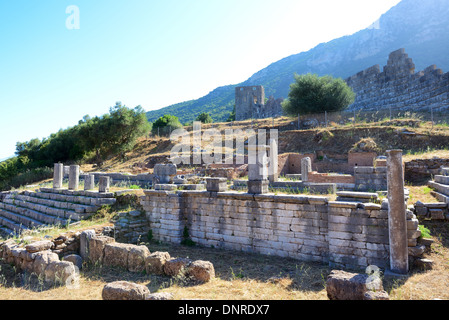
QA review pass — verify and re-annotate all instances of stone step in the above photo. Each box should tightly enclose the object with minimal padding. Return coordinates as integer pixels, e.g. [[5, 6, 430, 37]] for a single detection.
[[0, 208, 44, 229], [0, 215, 29, 234], [39, 187, 115, 199], [23, 190, 116, 206], [430, 191, 449, 204], [434, 175, 449, 185], [0, 226, 15, 238], [1, 198, 87, 222], [441, 167, 449, 176], [13, 193, 98, 214], [428, 181, 449, 197], [0, 202, 68, 226], [23, 190, 92, 206]]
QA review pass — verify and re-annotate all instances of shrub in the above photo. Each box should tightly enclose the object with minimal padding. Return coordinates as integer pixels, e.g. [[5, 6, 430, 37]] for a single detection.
[[282, 73, 355, 116]]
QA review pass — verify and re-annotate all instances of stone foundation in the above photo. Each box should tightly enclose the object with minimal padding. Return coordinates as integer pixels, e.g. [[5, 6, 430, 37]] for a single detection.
[[141, 190, 421, 270]]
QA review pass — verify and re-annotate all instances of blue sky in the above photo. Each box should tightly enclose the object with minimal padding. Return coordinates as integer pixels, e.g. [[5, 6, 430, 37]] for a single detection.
[[0, 0, 401, 160]]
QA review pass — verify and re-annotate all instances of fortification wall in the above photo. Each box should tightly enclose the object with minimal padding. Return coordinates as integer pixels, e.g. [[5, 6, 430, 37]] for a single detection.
[[346, 48, 449, 112]]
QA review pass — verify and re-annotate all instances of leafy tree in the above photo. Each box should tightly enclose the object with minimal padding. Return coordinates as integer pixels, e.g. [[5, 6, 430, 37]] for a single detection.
[[195, 112, 213, 124], [77, 103, 150, 164], [151, 114, 183, 136], [282, 73, 355, 116]]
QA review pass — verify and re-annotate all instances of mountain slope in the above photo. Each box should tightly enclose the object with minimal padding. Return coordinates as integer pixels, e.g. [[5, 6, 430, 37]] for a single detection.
[[146, 0, 449, 124]]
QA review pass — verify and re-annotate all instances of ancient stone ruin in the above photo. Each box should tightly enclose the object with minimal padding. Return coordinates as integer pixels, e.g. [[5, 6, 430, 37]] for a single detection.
[[346, 48, 449, 112], [235, 85, 283, 121]]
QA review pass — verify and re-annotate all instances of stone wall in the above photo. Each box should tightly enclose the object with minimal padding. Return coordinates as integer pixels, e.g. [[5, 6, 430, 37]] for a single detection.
[[114, 210, 151, 244], [404, 158, 449, 183], [354, 166, 388, 191], [346, 48, 449, 112], [140, 190, 421, 270]]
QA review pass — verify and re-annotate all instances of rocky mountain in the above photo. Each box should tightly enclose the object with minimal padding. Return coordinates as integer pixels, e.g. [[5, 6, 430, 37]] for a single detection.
[[146, 0, 449, 124]]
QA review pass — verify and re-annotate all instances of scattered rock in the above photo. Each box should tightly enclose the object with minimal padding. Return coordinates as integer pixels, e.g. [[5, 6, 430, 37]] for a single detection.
[[44, 261, 77, 285], [163, 258, 192, 277], [187, 260, 215, 283], [128, 245, 151, 272], [88, 235, 115, 264], [103, 243, 133, 269], [414, 258, 434, 271], [146, 251, 171, 275], [102, 281, 150, 300], [33, 251, 60, 276], [25, 240, 53, 253], [145, 292, 174, 300], [326, 270, 384, 300], [363, 290, 390, 300], [63, 254, 83, 270]]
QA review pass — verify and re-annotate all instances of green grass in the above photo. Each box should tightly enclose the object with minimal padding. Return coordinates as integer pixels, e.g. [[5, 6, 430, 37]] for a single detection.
[[419, 224, 432, 239]]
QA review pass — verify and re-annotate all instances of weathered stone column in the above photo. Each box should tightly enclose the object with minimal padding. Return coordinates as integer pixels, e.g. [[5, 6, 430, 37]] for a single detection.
[[99, 176, 110, 193], [68, 165, 80, 191], [53, 163, 64, 189], [301, 157, 312, 182], [247, 145, 269, 194], [84, 174, 95, 191], [268, 138, 278, 183], [386, 150, 408, 274]]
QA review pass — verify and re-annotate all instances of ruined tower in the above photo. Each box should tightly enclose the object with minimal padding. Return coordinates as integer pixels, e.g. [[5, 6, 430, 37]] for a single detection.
[[235, 86, 265, 121]]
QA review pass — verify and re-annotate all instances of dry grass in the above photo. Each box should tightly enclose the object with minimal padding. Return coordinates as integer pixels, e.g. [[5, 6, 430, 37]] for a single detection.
[[1, 216, 449, 300]]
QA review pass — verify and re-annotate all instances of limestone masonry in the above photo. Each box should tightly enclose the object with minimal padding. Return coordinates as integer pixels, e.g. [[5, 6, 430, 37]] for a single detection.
[[346, 48, 449, 112]]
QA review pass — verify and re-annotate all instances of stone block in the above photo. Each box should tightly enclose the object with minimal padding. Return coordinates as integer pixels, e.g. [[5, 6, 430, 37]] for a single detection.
[[102, 281, 150, 300], [44, 261, 77, 285], [104, 243, 132, 269], [206, 178, 228, 192], [326, 270, 384, 300], [128, 245, 151, 273], [163, 257, 192, 277], [33, 251, 60, 276], [187, 260, 215, 283], [26, 240, 53, 253], [80, 229, 96, 260], [153, 164, 177, 184], [62, 254, 83, 270], [247, 180, 269, 194], [88, 235, 115, 264], [144, 252, 169, 276]]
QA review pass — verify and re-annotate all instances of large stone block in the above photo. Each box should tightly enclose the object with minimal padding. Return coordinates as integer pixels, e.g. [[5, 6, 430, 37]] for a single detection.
[[33, 251, 60, 276], [25, 240, 53, 253], [102, 281, 150, 300], [206, 178, 227, 192], [326, 270, 385, 300], [187, 260, 215, 283], [153, 164, 177, 184], [88, 235, 115, 264], [44, 261, 77, 286], [80, 229, 96, 260], [247, 180, 269, 194], [103, 243, 132, 269], [163, 257, 192, 277], [128, 245, 151, 272], [145, 251, 171, 275]]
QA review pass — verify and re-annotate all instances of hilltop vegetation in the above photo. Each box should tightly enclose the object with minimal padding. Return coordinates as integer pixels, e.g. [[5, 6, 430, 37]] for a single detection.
[[0, 103, 150, 191]]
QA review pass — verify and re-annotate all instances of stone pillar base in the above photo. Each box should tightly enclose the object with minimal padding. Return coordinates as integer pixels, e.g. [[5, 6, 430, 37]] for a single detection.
[[206, 178, 228, 192], [248, 180, 269, 194]]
